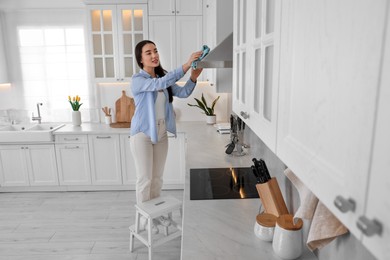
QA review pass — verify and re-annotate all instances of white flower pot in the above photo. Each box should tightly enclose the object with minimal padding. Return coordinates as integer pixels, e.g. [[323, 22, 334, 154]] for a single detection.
[[72, 111, 82, 126], [206, 115, 216, 125]]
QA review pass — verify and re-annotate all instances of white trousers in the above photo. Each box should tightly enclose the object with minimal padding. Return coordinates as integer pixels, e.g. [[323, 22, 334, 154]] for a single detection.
[[130, 120, 168, 204]]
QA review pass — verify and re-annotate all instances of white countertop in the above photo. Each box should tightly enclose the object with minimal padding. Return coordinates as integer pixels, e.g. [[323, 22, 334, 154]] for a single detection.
[[178, 122, 316, 260], [54, 123, 131, 135]]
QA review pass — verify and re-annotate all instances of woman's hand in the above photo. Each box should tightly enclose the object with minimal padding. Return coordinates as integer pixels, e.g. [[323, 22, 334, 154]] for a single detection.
[[190, 68, 203, 82], [183, 51, 203, 73]]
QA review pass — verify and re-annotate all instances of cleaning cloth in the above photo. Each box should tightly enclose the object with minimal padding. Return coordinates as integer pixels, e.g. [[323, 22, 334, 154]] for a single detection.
[[191, 45, 210, 69]]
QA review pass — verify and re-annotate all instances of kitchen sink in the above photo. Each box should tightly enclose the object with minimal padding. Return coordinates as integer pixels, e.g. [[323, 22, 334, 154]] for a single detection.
[[0, 124, 31, 131], [0, 123, 65, 142]]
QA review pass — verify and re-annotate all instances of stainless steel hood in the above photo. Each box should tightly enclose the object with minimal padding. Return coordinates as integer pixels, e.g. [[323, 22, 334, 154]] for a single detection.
[[197, 33, 233, 68]]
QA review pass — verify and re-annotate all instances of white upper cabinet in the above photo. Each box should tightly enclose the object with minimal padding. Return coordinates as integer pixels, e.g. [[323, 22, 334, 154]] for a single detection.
[[148, 0, 202, 16], [86, 4, 148, 82], [148, 1, 202, 81], [276, 0, 389, 257], [0, 13, 9, 84], [232, 0, 281, 152], [361, 9, 390, 260]]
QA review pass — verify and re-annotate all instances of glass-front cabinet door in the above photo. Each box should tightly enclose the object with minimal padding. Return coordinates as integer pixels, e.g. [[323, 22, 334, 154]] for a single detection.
[[87, 5, 148, 82], [248, 0, 280, 152], [232, 0, 281, 152], [232, 0, 249, 118]]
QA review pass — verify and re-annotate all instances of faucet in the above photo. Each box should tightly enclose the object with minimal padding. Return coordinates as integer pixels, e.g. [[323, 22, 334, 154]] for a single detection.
[[32, 103, 43, 124]]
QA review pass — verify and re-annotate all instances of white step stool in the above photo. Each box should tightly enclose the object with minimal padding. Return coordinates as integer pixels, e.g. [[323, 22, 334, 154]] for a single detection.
[[129, 195, 183, 260]]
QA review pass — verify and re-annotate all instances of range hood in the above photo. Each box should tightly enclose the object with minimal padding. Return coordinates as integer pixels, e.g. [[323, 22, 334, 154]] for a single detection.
[[197, 33, 233, 68]]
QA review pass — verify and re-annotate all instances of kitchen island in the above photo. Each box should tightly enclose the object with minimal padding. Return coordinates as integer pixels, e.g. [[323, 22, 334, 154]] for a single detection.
[[178, 122, 316, 260]]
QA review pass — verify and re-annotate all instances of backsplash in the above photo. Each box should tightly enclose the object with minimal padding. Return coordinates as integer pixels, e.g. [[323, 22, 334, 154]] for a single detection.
[[243, 125, 376, 260]]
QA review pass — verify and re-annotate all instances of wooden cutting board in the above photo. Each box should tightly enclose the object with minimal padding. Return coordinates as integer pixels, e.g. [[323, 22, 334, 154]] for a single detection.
[[112, 90, 135, 127]]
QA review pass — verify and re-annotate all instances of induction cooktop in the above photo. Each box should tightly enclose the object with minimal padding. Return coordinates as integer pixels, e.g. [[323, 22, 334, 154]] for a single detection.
[[190, 167, 260, 200]]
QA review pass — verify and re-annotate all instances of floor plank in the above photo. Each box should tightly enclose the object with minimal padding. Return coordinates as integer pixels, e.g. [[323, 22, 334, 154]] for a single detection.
[[0, 190, 183, 259]]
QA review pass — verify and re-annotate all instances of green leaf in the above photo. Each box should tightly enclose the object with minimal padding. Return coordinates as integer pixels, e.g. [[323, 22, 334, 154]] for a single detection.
[[211, 96, 220, 112]]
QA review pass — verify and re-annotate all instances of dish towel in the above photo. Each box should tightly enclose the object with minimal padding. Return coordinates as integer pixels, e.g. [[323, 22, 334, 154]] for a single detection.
[[284, 168, 348, 251], [191, 45, 210, 69]]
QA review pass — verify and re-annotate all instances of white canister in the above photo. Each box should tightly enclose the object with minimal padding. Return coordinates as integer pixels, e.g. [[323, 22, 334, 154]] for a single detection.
[[272, 214, 303, 260], [104, 115, 112, 125], [254, 213, 276, 242]]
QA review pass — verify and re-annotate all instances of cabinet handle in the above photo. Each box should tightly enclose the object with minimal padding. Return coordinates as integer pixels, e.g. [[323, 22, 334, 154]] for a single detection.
[[334, 195, 355, 213], [21, 147, 24, 149], [65, 146, 80, 149], [176, 11, 179, 14], [172, 10, 175, 13], [96, 136, 112, 139], [64, 138, 79, 141], [240, 111, 249, 119], [357, 216, 382, 237]]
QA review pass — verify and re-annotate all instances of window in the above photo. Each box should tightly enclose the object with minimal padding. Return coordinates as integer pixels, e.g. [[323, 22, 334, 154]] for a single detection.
[[18, 26, 93, 122]]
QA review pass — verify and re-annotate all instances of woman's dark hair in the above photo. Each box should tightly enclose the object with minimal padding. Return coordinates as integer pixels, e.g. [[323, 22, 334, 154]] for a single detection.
[[135, 40, 173, 103]]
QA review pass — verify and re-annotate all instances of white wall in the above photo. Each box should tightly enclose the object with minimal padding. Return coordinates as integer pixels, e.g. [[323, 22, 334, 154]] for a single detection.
[[97, 80, 230, 124]]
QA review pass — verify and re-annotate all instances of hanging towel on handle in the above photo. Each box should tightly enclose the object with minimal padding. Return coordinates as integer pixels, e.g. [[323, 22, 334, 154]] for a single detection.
[[191, 45, 210, 69], [284, 168, 348, 251]]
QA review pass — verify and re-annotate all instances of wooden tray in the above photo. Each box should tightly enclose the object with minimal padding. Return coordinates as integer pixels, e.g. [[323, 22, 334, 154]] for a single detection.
[[110, 122, 130, 128]]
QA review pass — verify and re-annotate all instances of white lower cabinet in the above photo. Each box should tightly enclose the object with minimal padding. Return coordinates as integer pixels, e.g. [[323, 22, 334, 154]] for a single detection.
[[55, 135, 91, 185], [0, 131, 186, 191], [0, 144, 58, 186], [88, 134, 122, 185], [120, 134, 137, 186], [163, 133, 186, 188], [120, 133, 186, 189]]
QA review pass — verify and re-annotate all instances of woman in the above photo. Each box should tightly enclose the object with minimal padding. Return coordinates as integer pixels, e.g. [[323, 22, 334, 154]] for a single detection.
[[130, 40, 203, 234]]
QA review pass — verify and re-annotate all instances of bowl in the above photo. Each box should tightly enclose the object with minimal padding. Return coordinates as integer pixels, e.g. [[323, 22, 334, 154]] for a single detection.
[[254, 213, 277, 242]]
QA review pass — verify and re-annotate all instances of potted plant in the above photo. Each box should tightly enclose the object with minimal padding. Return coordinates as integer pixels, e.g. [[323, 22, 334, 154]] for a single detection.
[[68, 95, 83, 126], [188, 93, 220, 124]]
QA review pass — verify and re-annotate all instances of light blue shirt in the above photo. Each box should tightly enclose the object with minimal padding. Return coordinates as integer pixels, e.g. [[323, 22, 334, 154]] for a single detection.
[[130, 67, 196, 143]]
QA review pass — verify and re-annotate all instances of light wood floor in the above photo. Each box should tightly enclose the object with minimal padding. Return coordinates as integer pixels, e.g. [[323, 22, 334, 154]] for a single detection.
[[0, 190, 183, 260]]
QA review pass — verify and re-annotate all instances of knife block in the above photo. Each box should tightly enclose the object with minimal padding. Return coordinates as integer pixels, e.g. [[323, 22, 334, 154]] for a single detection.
[[256, 177, 289, 217]]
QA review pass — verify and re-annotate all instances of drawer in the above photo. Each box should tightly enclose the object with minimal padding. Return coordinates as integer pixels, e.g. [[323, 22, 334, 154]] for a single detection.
[[55, 135, 88, 144]]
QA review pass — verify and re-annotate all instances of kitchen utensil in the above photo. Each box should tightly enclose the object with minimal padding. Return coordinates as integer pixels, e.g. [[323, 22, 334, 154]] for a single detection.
[[115, 90, 135, 123], [225, 141, 235, 154], [273, 214, 303, 259], [110, 91, 135, 128], [259, 159, 272, 181], [256, 177, 289, 217], [252, 158, 267, 183], [102, 106, 111, 116], [254, 213, 277, 242], [251, 165, 263, 183]]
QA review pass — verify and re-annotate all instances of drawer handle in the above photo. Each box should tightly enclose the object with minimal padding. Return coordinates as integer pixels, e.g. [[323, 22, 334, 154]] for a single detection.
[[96, 136, 111, 139], [65, 146, 80, 149], [357, 216, 382, 237], [240, 111, 249, 119], [334, 196, 355, 213], [64, 138, 79, 141]]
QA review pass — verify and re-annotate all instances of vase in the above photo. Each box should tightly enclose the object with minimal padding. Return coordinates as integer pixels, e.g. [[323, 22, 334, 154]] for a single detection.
[[206, 115, 216, 125], [72, 111, 82, 126], [104, 115, 112, 125]]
